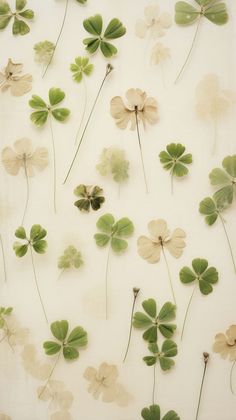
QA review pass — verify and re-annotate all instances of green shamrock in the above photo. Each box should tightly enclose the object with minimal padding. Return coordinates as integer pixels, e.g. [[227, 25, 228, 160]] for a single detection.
[[96, 146, 129, 185], [133, 299, 176, 343], [94, 213, 134, 253], [175, 0, 228, 82], [58, 245, 83, 270], [43, 320, 88, 360], [29, 87, 70, 127], [143, 340, 178, 370], [141, 405, 180, 420], [70, 56, 93, 83], [83, 14, 126, 58], [180, 258, 218, 295], [0, 0, 34, 35], [159, 143, 192, 193], [74, 185, 105, 212], [209, 155, 236, 206]]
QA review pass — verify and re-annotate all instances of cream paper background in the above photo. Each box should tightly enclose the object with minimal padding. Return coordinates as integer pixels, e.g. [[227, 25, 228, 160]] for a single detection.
[[0, 0, 236, 419]]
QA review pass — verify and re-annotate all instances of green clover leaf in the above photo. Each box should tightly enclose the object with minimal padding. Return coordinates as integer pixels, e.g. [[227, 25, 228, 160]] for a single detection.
[[133, 299, 176, 342], [143, 339, 178, 371], [0, 0, 34, 35], [175, 0, 228, 26], [83, 14, 126, 58], [43, 320, 88, 360], [74, 185, 105, 212], [159, 143, 192, 192], [209, 155, 236, 207], [141, 405, 180, 420], [180, 258, 218, 295], [96, 147, 129, 184], [58, 245, 83, 270], [94, 213, 134, 253], [29, 87, 70, 127], [13, 224, 47, 257], [199, 195, 227, 226], [70, 56, 94, 83]]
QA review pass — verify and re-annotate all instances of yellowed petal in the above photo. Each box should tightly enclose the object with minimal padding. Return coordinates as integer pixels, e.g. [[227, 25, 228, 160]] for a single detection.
[[148, 219, 169, 240], [115, 384, 132, 407], [159, 12, 172, 29], [14, 138, 32, 155], [50, 411, 72, 420], [137, 235, 161, 263], [10, 74, 32, 96], [1, 147, 20, 175], [143, 97, 159, 124], [5, 58, 23, 76], [135, 19, 148, 38], [84, 366, 97, 381], [102, 383, 117, 402], [144, 4, 160, 24], [151, 43, 171, 65], [165, 228, 186, 258], [126, 88, 146, 109], [110, 96, 135, 130]]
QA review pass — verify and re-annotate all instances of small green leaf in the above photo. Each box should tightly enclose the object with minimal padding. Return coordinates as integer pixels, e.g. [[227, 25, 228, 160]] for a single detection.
[[51, 320, 69, 341], [111, 237, 128, 253], [52, 108, 70, 122], [204, 3, 228, 25], [32, 240, 47, 254], [141, 405, 161, 420], [175, 1, 199, 25], [12, 16, 30, 35], [83, 14, 103, 36], [13, 243, 28, 257], [30, 224, 47, 241], [179, 266, 196, 283], [199, 197, 219, 225], [159, 357, 175, 371], [199, 279, 213, 295], [43, 341, 61, 355], [158, 302, 176, 322], [49, 87, 65, 106], [30, 111, 48, 127], [159, 324, 176, 339], [143, 356, 157, 366], [142, 299, 157, 318], [192, 258, 208, 275], [162, 411, 180, 420], [63, 346, 79, 360], [18, 9, 34, 19], [67, 326, 87, 347], [104, 18, 126, 39], [96, 213, 115, 233], [0, 1, 11, 14], [83, 37, 100, 54], [143, 326, 157, 343], [29, 95, 47, 110], [15, 226, 26, 239], [0, 15, 11, 29], [16, 0, 26, 11], [100, 40, 117, 57], [133, 312, 153, 329], [113, 217, 134, 236], [94, 233, 110, 247], [223, 155, 236, 178]]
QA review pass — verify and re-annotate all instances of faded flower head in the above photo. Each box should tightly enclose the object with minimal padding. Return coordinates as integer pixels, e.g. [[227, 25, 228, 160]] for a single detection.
[[151, 42, 171, 65], [196, 74, 235, 120], [213, 325, 236, 361], [21, 344, 51, 380], [37, 380, 73, 411], [1, 138, 48, 176], [3, 315, 29, 347], [110, 88, 158, 130], [135, 4, 172, 39], [96, 146, 129, 183], [84, 362, 131, 406], [34, 41, 55, 64], [0, 59, 32, 96], [137, 219, 186, 263], [58, 245, 83, 270]]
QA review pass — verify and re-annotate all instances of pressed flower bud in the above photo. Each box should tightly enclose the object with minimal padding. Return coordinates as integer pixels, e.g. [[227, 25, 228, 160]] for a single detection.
[[133, 287, 140, 297]]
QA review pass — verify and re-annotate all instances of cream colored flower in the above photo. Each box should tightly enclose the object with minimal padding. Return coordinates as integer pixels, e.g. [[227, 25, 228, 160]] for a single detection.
[[213, 325, 236, 361], [110, 88, 158, 130], [50, 411, 72, 420], [0, 59, 32, 96], [196, 74, 235, 120], [137, 219, 186, 263], [0, 414, 11, 420], [3, 315, 29, 347], [37, 380, 73, 410], [21, 344, 51, 381], [135, 4, 172, 39], [2, 138, 48, 176], [84, 362, 130, 406], [151, 42, 171, 65]]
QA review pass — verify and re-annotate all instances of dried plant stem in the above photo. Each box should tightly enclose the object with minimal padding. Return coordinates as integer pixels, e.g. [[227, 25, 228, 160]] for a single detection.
[[152, 363, 156, 405], [0, 234, 7, 282], [195, 353, 209, 420], [4, 320, 14, 352], [57, 269, 65, 281], [170, 170, 174, 195], [38, 351, 61, 399], [175, 16, 202, 84], [42, 0, 69, 78], [0, 333, 7, 344], [75, 78, 88, 145], [30, 246, 48, 324], [230, 360, 236, 394], [49, 115, 57, 213], [123, 288, 140, 363], [22, 157, 29, 226], [219, 214, 236, 274], [105, 245, 111, 320], [134, 109, 148, 194], [162, 247, 176, 305], [181, 285, 197, 340], [63, 66, 112, 184]]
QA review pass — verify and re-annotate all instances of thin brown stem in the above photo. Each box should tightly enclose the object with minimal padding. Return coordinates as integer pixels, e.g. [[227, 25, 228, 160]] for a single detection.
[[0, 234, 7, 282], [123, 287, 140, 363], [219, 214, 236, 274], [105, 245, 111, 320], [22, 156, 30, 226], [134, 109, 148, 194], [181, 285, 197, 340], [30, 245, 48, 324], [162, 247, 176, 305], [75, 78, 88, 145], [230, 360, 236, 394], [152, 363, 156, 405], [38, 351, 61, 399], [49, 114, 57, 213], [195, 353, 209, 420]]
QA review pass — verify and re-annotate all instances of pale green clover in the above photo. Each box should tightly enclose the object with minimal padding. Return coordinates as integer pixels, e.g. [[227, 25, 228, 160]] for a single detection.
[[141, 405, 180, 420], [74, 185, 105, 212], [0, 306, 13, 329], [180, 258, 218, 295], [96, 147, 129, 184], [143, 340, 178, 371], [83, 14, 126, 58], [209, 155, 236, 206], [58, 246, 83, 270], [159, 143, 192, 177], [29, 88, 70, 127], [94, 213, 134, 253], [13, 225, 47, 257], [70, 56, 93, 83], [34, 40, 55, 65], [43, 320, 88, 360], [0, 0, 34, 35], [199, 195, 228, 225], [175, 0, 228, 26], [133, 299, 176, 343]]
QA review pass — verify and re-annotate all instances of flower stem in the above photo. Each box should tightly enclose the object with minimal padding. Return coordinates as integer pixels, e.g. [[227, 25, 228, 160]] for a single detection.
[[195, 352, 209, 420], [49, 114, 57, 213], [0, 234, 7, 282], [181, 285, 197, 340], [219, 214, 236, 274], [152, 363, 156, 405], [42, 0, 69, 78], [75, 78, 88, 145], [29, 245, 48, 324], [134, 108, 148, 194], [123, 287, 140, 363], [230, 360, 236, 394], [38, 351, 61, 399], [22, 156, 29, 226], [170, 170, 174, 195], [175, 16, 202, 84], [105, 245, 111, 320], [63, 64, 113, 184], [162, 247, 176, 305]]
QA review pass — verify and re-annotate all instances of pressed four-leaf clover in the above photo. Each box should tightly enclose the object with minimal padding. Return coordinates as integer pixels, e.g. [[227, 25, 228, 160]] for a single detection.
[[180, 258, 218, 295], [70, 56, 93, 83], [209, 155, 236, 206], [143, 340, 178, 371], [83, 14, 126, 58], [58, 245, 83, 271], [141, 404, 180, 420], [43, 320, 88, 360], [133, 299, 176, 343], [94, 213, 134, 253], [199, 195, 227, 226], [74, 185, 105, 212], [0, 0, 34, 35]]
